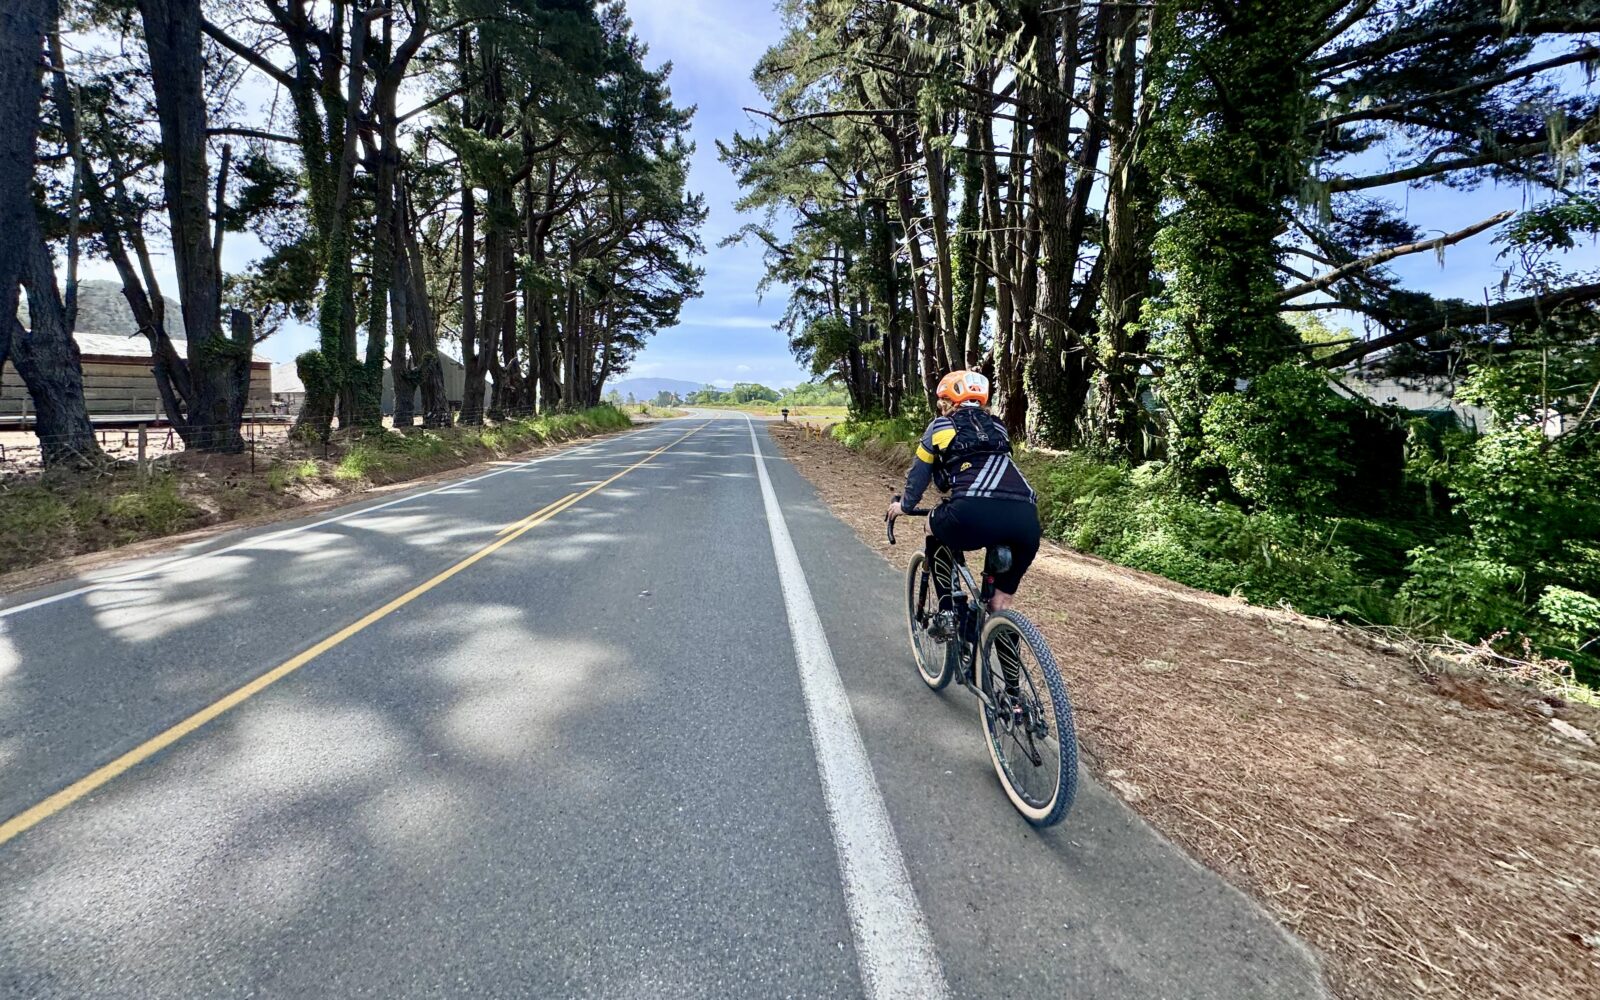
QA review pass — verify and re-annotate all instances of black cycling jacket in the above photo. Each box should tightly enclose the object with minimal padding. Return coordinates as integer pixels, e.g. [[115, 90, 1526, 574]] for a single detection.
[[900, 404, 1036, 511]]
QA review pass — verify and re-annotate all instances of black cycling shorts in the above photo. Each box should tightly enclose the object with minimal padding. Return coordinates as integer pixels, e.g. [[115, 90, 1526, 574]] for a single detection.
[[929, 496, 1041, 595]]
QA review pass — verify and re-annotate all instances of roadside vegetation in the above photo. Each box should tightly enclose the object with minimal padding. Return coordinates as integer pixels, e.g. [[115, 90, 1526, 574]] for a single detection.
[[0, 406, 631, 578], [0, 474, 200, 574], [332, 406, 631, 482], [831, 406, 1600, 694]]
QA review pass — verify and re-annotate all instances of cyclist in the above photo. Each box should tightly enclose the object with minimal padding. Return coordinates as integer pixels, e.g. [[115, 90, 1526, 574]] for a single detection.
[[884, 370, 1041, 616]]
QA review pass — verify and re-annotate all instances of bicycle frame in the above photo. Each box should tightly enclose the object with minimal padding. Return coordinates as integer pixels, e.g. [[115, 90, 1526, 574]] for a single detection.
[[888, 494, 1005, 711], [938, 559, 1004, 712]]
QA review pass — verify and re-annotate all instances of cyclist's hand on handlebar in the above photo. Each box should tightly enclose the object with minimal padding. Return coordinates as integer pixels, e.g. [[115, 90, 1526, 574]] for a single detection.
[[884, 499, 903, 523]]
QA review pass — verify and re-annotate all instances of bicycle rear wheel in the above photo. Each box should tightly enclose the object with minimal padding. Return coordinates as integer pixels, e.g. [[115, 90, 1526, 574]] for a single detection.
[[905, 552, 952, 690], [976, 610, 1077, 826]]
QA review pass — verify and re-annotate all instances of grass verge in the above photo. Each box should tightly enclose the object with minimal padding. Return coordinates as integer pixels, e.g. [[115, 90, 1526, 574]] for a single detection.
[[0, 405, 633, 578]]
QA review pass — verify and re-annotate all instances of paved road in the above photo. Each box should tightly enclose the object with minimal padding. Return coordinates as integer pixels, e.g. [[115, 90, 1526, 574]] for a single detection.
[[0, 414, 1327, 999]]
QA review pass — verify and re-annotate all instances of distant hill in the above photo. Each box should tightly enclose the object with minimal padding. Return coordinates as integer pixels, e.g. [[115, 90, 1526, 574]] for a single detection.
[[16, 279, 181, 339], [607, 377, 706, 400]]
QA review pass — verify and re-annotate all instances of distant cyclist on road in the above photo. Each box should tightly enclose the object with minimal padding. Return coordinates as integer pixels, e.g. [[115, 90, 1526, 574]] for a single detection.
[[884, 370, 1041, 617]]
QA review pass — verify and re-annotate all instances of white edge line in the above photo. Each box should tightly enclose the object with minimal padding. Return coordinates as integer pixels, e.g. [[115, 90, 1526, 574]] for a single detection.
[[745, 415, 950, 1000], [0, 422, 668, 620]]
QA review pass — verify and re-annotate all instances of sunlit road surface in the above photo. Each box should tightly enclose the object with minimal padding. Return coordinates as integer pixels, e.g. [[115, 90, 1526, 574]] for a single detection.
[[0, 414, 1327, 999]]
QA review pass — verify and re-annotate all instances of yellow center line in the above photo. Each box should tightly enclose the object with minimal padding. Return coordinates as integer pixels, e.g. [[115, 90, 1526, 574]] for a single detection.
[[495, 493, 579, 536], [0, 421, 710, 848]]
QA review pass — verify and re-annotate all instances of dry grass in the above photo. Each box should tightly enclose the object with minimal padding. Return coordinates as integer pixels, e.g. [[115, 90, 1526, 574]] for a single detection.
[[771, 421, 1600, 1000]]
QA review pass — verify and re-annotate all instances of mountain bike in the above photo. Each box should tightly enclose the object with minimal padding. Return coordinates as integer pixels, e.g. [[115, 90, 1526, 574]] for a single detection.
[[888, 500, 1078, 826]]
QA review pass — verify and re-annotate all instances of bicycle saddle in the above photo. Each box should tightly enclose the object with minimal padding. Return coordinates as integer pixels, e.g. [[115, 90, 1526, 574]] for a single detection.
[[986, 546, 1013, 576]]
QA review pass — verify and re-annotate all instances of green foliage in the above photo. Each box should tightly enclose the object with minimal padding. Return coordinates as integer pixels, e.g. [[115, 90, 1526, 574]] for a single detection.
[[730, 382, 781, 404], [1538, 586, 1600, 655], [0, 474, 201, 573], [1030, 454, 1388, 620], [1145, 1, 1327, 482], [1199, 365, 1357, 510], [782, 381, 851, 407], [1498, 195, 1600, 252], [829, 417, 924, 451], [94, 477, 196, 541], [266, 459, 320, 492]]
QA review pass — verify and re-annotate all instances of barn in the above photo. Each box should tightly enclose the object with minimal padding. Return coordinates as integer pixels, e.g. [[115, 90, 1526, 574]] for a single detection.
[[5, 281, 272, 426], [1, 331, 272, 425], [270, 355, 469, 418]]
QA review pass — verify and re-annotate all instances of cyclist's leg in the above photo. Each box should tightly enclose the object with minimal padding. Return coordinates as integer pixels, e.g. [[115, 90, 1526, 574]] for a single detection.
[[925, 504, 971, 613], [986, 502, 1042, 693], [989, 501, 1042, 605]]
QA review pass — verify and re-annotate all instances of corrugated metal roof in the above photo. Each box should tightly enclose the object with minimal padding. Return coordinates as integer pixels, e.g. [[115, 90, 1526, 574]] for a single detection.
[[75, 332, 272, 365]]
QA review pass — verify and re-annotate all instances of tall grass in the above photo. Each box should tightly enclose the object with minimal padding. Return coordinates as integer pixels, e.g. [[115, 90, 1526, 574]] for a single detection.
[[0, 473, 201, 573]]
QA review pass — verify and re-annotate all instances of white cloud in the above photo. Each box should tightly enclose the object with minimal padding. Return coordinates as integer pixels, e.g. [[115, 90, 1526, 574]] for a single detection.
[[695, 316, 777, 330]]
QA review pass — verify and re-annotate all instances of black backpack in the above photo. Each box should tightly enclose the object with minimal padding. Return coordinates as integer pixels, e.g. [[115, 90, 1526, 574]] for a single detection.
[[933, 406, 1010, 491]]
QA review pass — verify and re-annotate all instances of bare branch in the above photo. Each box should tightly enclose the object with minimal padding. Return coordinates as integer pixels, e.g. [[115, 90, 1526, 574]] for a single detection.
[[1277, 210, 1514, 302], [1317, 282, 1600, 368]]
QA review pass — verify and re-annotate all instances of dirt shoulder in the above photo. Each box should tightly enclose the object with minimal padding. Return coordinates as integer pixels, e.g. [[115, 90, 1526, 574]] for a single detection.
[[0, 420, 650, 599], [770, 422, 1600, 1000]]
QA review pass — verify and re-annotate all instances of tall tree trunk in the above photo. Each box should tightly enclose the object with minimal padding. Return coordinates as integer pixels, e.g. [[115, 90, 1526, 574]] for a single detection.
[[459, 177, 484, 423], [15, 228, 101, 464], [1021, 2, 1101, 447], [137, 0, 248, 452], [3, 0, 98, 465], [0, 0, 51, 378], [398, 178, 447, 426], [1092, 5, 1155, 459], [388, 186, 414, 430]]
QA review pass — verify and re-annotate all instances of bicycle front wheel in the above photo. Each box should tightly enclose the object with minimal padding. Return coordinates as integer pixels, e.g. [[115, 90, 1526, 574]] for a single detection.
[[905, 551, 952, 690], [976, 610, 1077, 826]]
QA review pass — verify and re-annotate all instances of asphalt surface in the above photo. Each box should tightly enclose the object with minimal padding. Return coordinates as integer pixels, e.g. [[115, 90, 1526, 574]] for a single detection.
[[0, 414, 1329, 999]]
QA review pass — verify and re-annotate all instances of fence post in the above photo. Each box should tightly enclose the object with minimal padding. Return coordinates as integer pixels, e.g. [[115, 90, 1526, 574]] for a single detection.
[[137, 423, 148, 479]]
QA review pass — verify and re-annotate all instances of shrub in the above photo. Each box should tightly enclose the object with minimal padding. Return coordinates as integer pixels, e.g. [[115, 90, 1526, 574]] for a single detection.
[[1537, 585, 1600, 656], [335, 405, 630, 482], [97, 477, 197, 541], [1199, 364, 1358, 510]]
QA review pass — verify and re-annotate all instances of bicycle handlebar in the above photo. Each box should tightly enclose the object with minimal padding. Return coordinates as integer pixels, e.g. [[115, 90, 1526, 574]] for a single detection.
[[885, 494, 929, 545]]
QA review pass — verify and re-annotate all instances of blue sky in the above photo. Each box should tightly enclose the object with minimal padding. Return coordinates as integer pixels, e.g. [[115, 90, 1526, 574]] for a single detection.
[[615, 0, 802, 389], [74, 1, 1590, 388]]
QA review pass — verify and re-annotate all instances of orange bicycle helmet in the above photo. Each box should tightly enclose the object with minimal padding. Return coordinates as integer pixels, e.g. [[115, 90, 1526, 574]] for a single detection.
[[936, 369, 990, 406]]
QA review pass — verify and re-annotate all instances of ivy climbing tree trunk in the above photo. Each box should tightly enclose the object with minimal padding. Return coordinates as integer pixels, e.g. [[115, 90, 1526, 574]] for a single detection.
[[1149, 0, 1323, 487]]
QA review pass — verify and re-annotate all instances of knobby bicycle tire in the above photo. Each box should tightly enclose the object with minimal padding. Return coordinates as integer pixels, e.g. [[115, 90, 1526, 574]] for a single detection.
[[977, 609, 1078, 826], [905, 552, 953, 690]]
